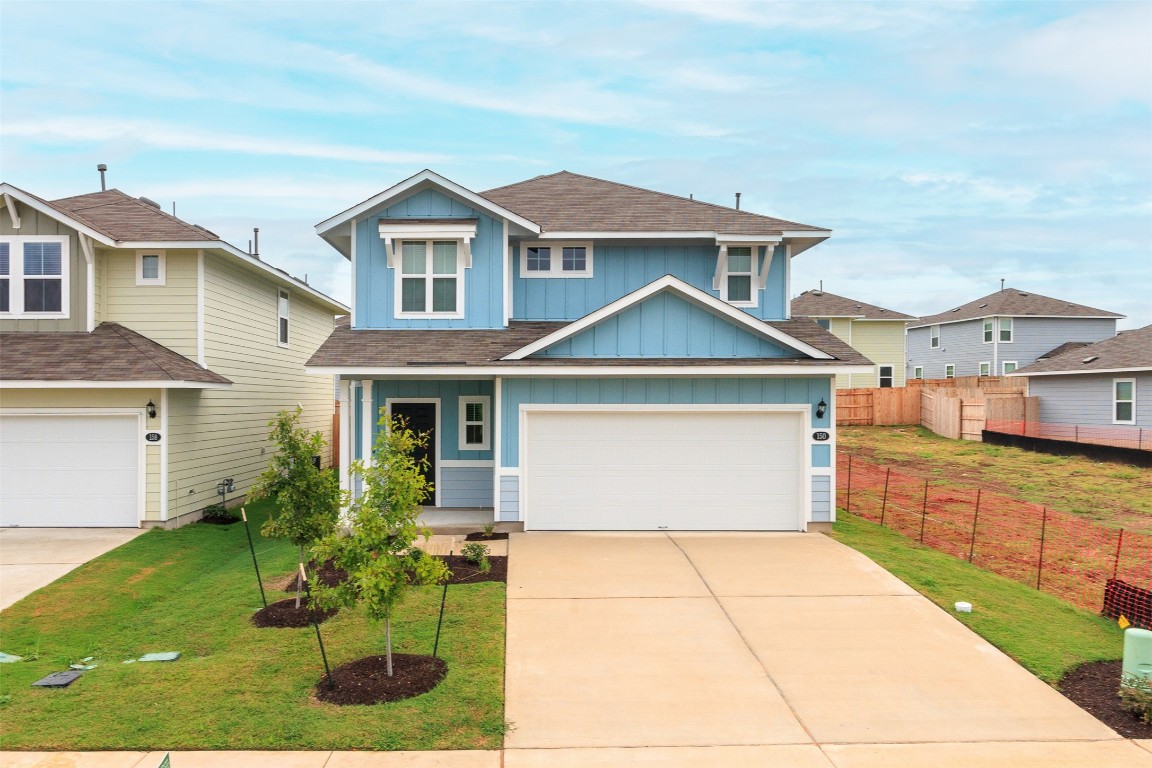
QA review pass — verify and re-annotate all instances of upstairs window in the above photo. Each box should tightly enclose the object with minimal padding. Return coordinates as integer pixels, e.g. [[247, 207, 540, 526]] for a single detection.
[[136, 250, 166, 286], [398, 240, 462, 317], [521, 242, 592, 278], [816, 318, 831, 330], [724, 247, 754, 304], [459, 395, 491, 451], [277, 289, 290, 346], [1114, 379, 1135, 424], [930, 325, 940, 348], [0, 236, 69, 317], [999, 317, 1013, 342], [983, 319, 994, 343]]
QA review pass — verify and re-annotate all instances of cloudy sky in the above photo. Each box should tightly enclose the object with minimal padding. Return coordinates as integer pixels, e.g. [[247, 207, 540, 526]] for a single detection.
[[2, 0, 1149, 327]]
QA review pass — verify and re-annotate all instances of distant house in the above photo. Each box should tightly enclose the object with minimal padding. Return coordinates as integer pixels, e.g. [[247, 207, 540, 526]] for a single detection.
[[308, 169, 870, 532], [0, 182, 347, 528], [906, 287, 1123, 381], [791, 289, 910, 388], [1007, 324, 1151, 434]]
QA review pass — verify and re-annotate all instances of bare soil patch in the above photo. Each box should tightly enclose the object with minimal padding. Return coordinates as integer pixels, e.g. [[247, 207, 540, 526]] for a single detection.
[[251, 598, 337, 628], [463, 532, 510, 541], [439, 555, 507, 584], [1058, 660, 1152, 738], [315, 654, 447, 705]]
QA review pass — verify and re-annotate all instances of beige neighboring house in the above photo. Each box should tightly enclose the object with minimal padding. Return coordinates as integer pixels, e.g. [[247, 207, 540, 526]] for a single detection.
[[791, 289, 912, 388], [0, 182, 347, 528]]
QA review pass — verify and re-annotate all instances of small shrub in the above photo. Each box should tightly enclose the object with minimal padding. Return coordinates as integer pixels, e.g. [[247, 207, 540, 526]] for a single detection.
[[460, 542, 491, 573], [481, 522, 496, 538], [1119, 674, 1152, 724], [201, 502, 239, 523]]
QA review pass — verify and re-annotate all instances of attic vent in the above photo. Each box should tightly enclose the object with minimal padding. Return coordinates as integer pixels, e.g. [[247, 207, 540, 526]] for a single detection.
[[978, 303, 987, 308], [138, 196, 162, 209], [951, 308, 961, 312], [1018, 292, 1029, 297], [1082, 355, 1098, 364]]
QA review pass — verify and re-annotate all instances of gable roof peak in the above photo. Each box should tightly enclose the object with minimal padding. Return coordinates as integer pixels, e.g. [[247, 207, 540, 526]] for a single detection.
[[911, 286, 1124, 327]]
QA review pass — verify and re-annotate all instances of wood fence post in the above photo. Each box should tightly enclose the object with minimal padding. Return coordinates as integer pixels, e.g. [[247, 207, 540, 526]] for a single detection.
[[880, 467, 891, 526], [919, 480, 929, 543], [1036, 507, 1047, 591], [968, 488, 981, 563]]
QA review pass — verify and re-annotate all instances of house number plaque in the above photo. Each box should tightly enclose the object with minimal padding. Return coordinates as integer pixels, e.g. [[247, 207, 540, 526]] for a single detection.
[[145, 431, 163, 443], [812, 431, 830, 441]]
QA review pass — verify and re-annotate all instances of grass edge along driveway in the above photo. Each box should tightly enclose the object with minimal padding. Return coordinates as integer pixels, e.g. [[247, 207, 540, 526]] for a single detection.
[[0, 500, 506, 751]]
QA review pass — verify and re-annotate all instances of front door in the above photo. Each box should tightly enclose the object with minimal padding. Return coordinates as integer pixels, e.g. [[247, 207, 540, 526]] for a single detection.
[[389, 402, 437, 506]]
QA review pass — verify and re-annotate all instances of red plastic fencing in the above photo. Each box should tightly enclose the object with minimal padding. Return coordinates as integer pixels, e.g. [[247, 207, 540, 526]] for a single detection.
[[838, 453, 1152, 629], [986, 419, 1152, 452]]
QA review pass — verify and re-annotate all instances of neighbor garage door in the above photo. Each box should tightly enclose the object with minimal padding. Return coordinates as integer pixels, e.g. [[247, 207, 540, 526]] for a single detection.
[[523, 409, 803, 531], [0, 413, 141, 527]]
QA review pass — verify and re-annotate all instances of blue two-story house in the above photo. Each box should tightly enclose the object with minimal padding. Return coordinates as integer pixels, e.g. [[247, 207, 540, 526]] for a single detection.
[[308, 170, 871, 531]]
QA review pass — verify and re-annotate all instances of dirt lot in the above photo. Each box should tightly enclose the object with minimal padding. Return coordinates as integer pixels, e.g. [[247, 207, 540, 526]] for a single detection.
[[838, 426, 1152, 535]]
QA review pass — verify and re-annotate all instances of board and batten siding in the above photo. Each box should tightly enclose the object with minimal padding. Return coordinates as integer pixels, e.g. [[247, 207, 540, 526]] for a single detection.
[[164, 253, 336, 522], [0, 206, 88, 332], [513, 243, 789, 323], [907, 317, 1117, 380], [1026, 373, 1152, 428], [355, 188, 505, 329], [100, 248, 198, 358]]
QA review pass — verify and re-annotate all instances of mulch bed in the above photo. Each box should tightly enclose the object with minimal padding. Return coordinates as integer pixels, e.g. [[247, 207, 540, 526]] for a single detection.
[[251, 598, 337, 629], [284, 559, 348, 592], [438, 555, 507, 584], [1059, 660, 1152, 738], [315, 653, 447, 705], [463, 532, 510, 541]]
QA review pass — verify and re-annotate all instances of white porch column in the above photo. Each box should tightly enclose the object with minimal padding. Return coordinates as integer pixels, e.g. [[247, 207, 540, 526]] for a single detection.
[[360, 379, 374, 470], [338, 378, 351, 495], [492, 377, 502, 521]]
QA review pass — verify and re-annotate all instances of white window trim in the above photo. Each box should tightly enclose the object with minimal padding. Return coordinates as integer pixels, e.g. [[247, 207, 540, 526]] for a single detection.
[[0, 235, 70, 318], [1001, 361, 1017, 375], [930, 325, 940, 348], [459, 395, 491, 451], [878, 365, 894, 388], [277, 289, 289, 347], [1113, 378, 1136, 425], [999, 317, 1013, 343], [714, 245, 761, 308], [913, 366, 924, 379], [983, 318, 994, 344], [979, 361, 991, 377], [520, 241, 593, 278], [394, 240, 465, 320], [945, 363, 956, 379], [135, 250, 166, 286]]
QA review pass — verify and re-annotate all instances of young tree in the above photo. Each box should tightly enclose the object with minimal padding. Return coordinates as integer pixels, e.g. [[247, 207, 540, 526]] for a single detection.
[[311, 413, 449, 676], [250, 407, 342, 608]]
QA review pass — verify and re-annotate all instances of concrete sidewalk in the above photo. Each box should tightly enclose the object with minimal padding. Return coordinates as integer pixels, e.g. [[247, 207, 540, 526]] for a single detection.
[[0, 527, 147, 610]]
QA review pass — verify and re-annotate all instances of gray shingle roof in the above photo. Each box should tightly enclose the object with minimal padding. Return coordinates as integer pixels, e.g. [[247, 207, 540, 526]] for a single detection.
[[307, 319, 870, 369], [480, 171, 826, 236], [49, 189, 218, 243], [910, 287, 1123, 328], [0, 323, 232, 384], [791, 290, 913, 320], [1012, 325, 1152, 375]]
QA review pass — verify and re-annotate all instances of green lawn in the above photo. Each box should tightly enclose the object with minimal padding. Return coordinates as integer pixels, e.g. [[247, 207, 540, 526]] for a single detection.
[[831, 511, 1124, 684], [0, 500, 506, 751]]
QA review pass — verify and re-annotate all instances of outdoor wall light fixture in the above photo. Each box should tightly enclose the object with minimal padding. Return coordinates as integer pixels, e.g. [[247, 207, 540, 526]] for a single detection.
[[815, 399, 827, 419], [146, 400, 157, 419]]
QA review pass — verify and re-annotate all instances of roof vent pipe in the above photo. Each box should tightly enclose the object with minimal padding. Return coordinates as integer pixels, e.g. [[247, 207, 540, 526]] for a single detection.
[[97, 164, 107, 191], [1000, 278, 1005, 291], [735, 192, 742, 210], [252, 227, 260, 260]]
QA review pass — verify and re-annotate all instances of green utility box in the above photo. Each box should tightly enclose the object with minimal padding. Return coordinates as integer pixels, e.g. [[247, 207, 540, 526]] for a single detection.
[[1123, 627, 1152, 682]]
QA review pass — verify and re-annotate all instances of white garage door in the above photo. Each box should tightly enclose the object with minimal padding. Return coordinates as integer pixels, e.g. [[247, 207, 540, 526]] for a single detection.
[[0, 414, 141, 527], [523, 409, 803, 531]]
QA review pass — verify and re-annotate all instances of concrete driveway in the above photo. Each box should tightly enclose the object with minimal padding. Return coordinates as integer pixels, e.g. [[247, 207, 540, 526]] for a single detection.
[[0, 527, 146, 610], [504, 531, 1149, 767]]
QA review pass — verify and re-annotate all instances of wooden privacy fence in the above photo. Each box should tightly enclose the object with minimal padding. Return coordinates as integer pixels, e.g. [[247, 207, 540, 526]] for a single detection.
[[919, 388, 1038, 442], [836, 387, 921, 426]]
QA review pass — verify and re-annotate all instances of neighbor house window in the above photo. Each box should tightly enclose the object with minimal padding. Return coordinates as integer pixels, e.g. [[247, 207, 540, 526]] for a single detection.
[[979, 361, 991, 377], [136, 250, 165, 286], [983, 319, 994, 343], [459, 396, 490, 451], [723, 247, 754, 305], [913, 366, 923, 379], [1114, 379, 1135, 424], [0, 236, 69, 317], [816, 318, 831, 330], [945, 364, 956, 379], [999, 317, 1013, 342], [398, 240, 462, 316], [1002, 361, 1017, 375], [879, 365, 894, 388], [521, 242, 592, 278], [930, 325, 940, 348], [277, 289, 289, 346]]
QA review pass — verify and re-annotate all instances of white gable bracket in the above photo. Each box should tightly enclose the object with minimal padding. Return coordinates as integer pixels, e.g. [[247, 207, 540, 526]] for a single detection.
[[3, 193, 20, 229], [78, 233, 94, 265]]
